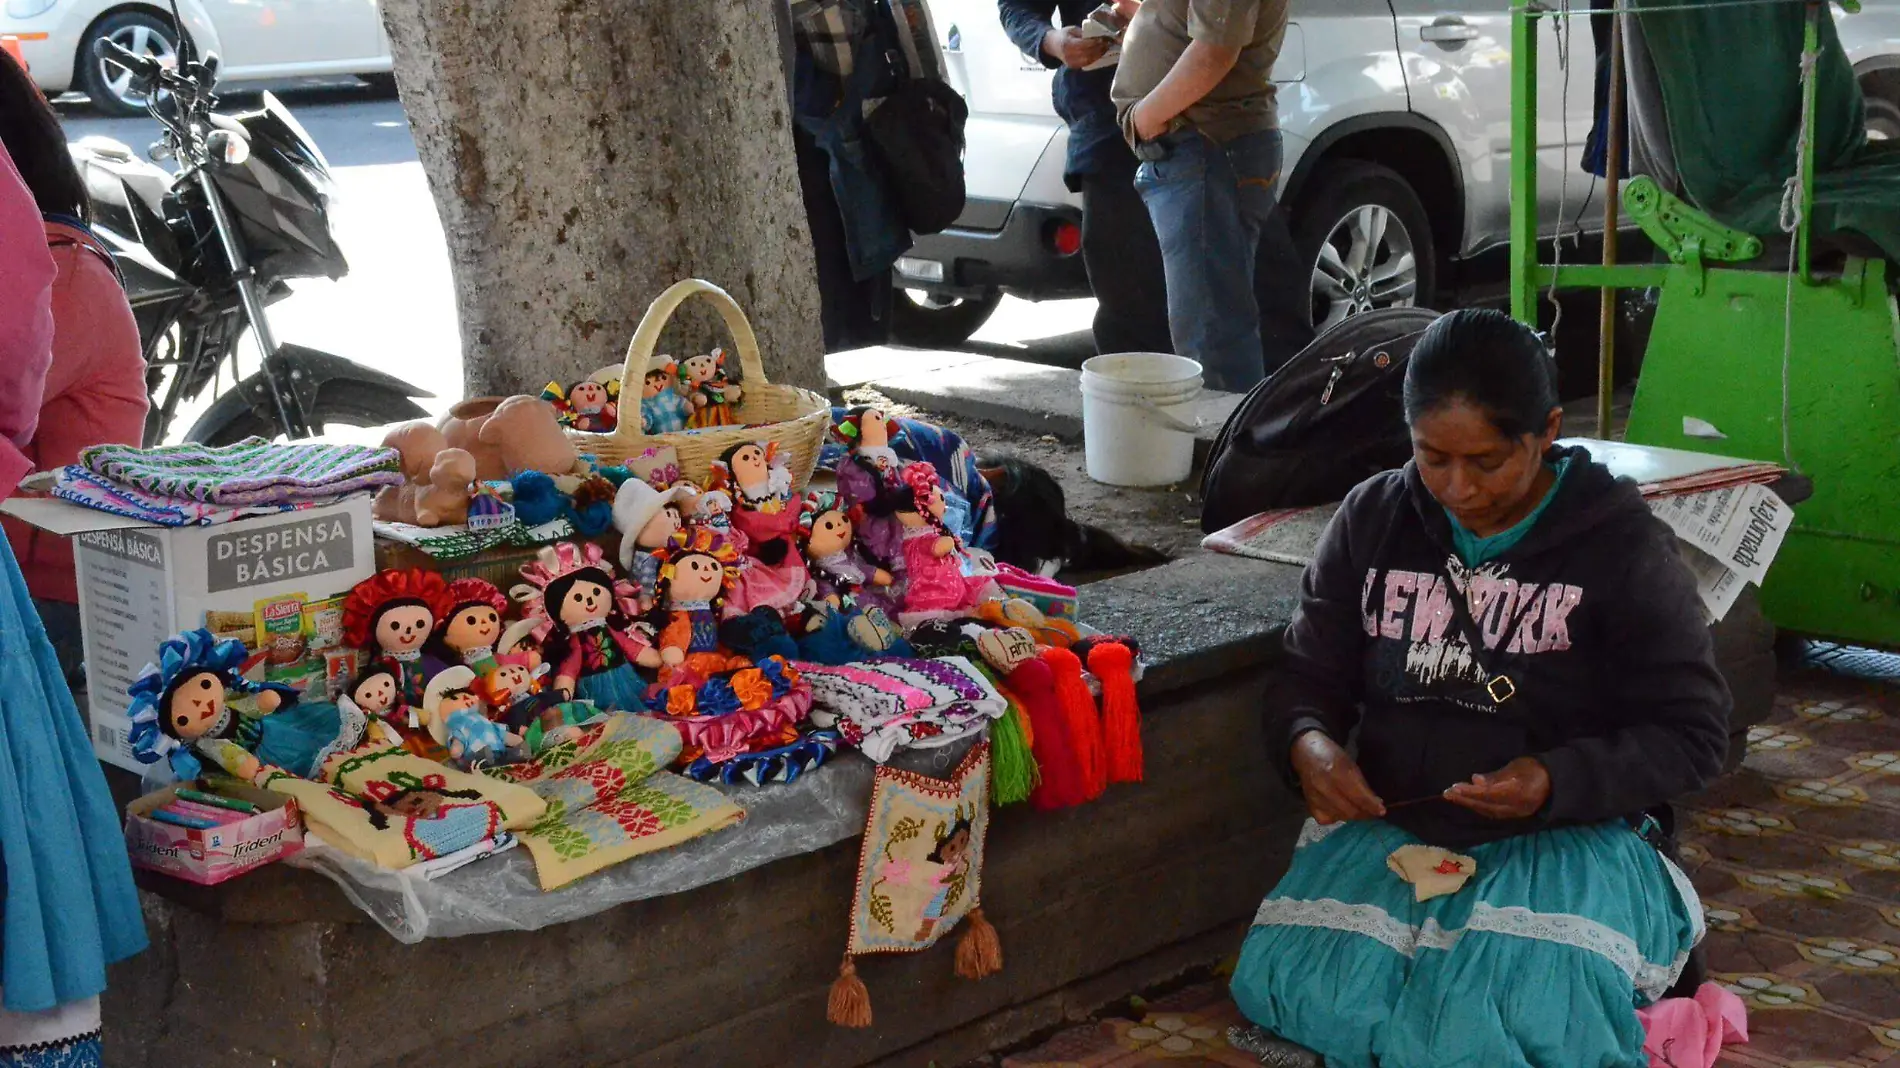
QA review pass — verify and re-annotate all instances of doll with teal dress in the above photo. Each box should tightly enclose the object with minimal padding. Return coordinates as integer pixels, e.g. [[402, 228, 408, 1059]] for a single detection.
[[515, 540, 662, 711]]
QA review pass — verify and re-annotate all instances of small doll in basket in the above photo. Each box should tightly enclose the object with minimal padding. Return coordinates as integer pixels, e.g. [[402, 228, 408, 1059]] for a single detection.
[[342, 569, 452, 709], [640, 355, 694, 435], [427, 578, 509, 674], [683, 348, 743, 429], [515, 541, 662, 711], [892, 462, 1002, 627], [542, 367, 621, 433], [421, 667, 526, 770], [712, 441, 812, 620], [127, 629, 384, 783], [691, 486, 734, 534], [612, 477, 698, 611]]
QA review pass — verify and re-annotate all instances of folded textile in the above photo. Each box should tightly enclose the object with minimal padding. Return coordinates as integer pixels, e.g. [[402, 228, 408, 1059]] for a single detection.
[[482, 712, 745, 891], [372, 516, 575, 560], [406, 833, 518, 880], [52, 465, 351, 527], [81, 437, 403, 506], [800, 656, 1008, 763]]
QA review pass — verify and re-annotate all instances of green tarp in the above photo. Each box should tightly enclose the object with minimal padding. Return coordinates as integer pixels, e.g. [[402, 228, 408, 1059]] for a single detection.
[[1632, 0, 1900, 262]]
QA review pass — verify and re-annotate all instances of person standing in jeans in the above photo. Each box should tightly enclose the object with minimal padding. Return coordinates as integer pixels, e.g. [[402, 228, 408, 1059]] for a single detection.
[[1112, 0, 1306, 392], [997, 0, 1173, 357]]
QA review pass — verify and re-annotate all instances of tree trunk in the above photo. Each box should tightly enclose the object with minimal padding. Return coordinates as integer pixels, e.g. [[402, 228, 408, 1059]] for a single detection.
[[378, 0, 826, 398]]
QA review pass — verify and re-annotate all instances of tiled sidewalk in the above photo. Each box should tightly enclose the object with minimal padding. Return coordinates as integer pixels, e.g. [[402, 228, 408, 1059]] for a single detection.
[[986, 649, 1900, 1068]]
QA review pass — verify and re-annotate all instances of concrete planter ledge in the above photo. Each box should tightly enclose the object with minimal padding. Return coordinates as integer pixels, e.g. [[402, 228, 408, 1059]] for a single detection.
[[102, 554, 1313, 1068], [825, 347, 1246, 450]]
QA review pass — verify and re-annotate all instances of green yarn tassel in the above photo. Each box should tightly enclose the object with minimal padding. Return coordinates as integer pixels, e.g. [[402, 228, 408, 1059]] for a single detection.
[[989, 703, 1040, 806]]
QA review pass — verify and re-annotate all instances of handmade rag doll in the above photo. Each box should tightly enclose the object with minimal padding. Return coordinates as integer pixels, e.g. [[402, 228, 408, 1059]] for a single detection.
[[422, 667, 526, 770], [345, 660, 444, 761], [832, 405, 909, 568], [612, 477, 698, 610], [800, 490, 897, 616], [893, 463, 1001, 627], [342, 569, 452, 708], [640, 355, 694, 435], [127, 629, 382, 782], [682, 348, 743, 429], [713, 441, 811, 619], [515, 540, 661, 711], [541, 366, 621, 433], [428, 577, 509, 673], [642, 526, 811, 771]]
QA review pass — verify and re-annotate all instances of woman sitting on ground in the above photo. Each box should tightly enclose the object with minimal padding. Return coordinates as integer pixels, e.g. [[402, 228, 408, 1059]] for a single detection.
[[1232, 308, 1728, 1068]]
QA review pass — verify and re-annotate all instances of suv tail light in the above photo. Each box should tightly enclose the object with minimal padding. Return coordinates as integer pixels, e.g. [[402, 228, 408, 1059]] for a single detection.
[[1049, 220, 1082, 257]]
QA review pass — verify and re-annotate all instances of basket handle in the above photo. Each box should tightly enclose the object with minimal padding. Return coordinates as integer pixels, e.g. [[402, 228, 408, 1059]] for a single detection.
[[620, 278, 770, 391]]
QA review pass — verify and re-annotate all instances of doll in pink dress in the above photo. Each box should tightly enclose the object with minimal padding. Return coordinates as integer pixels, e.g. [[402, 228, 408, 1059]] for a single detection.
[[713, 441, 812, 620], [893, 462, 1000, 628]]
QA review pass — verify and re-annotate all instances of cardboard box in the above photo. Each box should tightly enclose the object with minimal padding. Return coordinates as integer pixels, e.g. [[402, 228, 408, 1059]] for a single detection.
[[124, 783, 304, 885], [0, 495, 376, 772]]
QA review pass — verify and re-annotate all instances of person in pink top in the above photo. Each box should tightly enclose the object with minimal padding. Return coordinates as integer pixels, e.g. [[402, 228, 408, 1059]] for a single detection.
[[0, 52, 149, 684], [0, 117, 150, 1068]]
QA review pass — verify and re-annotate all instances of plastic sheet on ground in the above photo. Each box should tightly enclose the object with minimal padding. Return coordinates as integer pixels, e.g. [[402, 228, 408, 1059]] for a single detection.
[[285, 755, 876, 943]]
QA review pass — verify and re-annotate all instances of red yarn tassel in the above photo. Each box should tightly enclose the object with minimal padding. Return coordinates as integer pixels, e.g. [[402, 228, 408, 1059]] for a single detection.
[[1043, 646, 1105, 801], [1009, 659, 1084, 810], [1088, 641, 1143, 784]]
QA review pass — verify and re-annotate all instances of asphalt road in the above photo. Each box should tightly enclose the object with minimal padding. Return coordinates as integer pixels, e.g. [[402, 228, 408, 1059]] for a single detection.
[[57, 80, 1094, 443]]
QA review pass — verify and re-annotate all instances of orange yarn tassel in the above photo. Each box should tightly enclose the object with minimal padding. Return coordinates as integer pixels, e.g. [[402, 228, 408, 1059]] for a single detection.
[[827, 955, 872, 1028], [1011, 660, 1084, 810], [955, 906, 1004, 980], [1043, 646, 1105, 801], [1089, 641, 1143, 783]]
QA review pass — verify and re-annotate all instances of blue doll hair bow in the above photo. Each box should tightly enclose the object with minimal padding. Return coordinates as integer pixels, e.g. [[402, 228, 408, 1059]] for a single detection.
[[125, 628, 253, 767]]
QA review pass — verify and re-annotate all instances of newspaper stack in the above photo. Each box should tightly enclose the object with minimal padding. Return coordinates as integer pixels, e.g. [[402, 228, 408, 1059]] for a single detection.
[[1564, 439, 1793, 623]]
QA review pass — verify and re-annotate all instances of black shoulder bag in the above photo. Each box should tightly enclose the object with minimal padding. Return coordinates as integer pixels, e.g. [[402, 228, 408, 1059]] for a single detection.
[[861, 0, 967, 235]]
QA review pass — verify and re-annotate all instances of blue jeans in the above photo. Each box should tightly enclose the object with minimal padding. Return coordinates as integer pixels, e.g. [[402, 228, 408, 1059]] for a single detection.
[[1134, 128, 1284, 392]]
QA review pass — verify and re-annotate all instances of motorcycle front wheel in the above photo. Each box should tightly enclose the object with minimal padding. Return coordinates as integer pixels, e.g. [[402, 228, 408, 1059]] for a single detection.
[[192, 379, 431, 446]]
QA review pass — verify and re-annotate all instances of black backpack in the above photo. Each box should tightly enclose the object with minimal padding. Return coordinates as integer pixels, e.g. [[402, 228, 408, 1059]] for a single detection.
[[1200, 307, 1443, 533], [864, 78, 967, 236]]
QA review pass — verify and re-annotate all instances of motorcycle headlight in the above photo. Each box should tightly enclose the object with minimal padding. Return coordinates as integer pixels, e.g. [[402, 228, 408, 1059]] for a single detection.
[[4, 0, 59, 20]]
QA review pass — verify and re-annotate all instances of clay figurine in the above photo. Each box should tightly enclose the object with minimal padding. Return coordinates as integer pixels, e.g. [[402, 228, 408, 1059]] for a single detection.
[[514, 541, 662, 710], [372, 421, 476, 527], [477, 395, 584, 478], [612, 477, 698, 609], [711, 441, 810, 620], [640, 355, 693, 435], [437, 397, 509, 482], [682, 348, 743, 429]]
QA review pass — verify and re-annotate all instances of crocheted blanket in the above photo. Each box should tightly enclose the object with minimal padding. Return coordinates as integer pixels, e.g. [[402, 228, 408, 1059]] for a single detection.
[[800, 657, 1007, 763], [80, 437, 403, 505], [484, 712, 744, 891]]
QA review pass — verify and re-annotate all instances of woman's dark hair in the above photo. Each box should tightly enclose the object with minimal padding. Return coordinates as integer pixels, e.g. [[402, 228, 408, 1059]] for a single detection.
[[1402, 309, 1558, 439], [0, 52, 88, 219]]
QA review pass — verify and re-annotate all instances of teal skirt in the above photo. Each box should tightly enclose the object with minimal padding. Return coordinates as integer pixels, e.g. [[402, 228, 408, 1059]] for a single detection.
[[1231, 819, 1704, 1068]]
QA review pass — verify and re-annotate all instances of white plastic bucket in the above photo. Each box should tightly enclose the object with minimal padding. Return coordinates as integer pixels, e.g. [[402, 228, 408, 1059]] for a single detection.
[[1079, 352, 1204, 487]]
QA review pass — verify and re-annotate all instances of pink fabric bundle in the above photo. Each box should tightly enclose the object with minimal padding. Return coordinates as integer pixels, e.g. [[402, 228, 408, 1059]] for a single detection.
[[1635, 982, 1747, 1068]]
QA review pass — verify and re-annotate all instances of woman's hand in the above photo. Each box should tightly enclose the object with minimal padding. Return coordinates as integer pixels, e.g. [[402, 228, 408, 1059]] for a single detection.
[[933, 535, 954, 557], [1443, 757, 1551, 820], [554, 675, 577, 699], [1290, 730, 1386, 824]]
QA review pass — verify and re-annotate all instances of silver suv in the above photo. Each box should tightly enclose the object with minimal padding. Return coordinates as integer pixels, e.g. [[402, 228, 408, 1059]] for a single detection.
[[895, 0, 1900, 346]]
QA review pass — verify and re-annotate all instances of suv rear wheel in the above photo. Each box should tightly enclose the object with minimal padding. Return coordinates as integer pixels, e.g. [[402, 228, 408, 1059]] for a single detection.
[[1290, 160, 1437, 332], [891, 288, 1003, 348]]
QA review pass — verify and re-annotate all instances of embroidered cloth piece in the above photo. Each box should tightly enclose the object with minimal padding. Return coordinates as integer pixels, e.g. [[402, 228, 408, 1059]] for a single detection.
[[845, 743, 991, 956], [1386, 844, 1479, 902], [799, 656, 1008, 762], [52, 465, 351, 527]]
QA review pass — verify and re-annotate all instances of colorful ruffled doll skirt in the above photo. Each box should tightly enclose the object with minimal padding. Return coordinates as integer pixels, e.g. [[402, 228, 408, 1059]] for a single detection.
[[575, 662, 649, 713], [1230, 818, 1704, 1068], [647, 655, 814, 780], [0, 539, 146, 1022]]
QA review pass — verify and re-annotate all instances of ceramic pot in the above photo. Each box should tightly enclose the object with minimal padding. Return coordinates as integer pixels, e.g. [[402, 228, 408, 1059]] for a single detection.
[[439, 397, 508, 481]]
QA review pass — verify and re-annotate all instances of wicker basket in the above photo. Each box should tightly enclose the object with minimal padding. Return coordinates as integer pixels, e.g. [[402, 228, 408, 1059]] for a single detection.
[[564, 278, 832, 490]]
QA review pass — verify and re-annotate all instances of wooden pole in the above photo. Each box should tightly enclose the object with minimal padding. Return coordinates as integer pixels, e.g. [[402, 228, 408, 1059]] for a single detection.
[[1597, 15, 1625, 439]]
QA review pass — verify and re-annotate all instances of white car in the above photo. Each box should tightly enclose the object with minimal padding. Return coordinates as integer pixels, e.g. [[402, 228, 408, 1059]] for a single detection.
[[3, 0, 393, 114], [895, 0, 1900, 346]]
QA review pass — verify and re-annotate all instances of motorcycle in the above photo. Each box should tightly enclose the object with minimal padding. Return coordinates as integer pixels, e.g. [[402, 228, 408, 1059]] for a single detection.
[[73, 34, 431, 446]]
